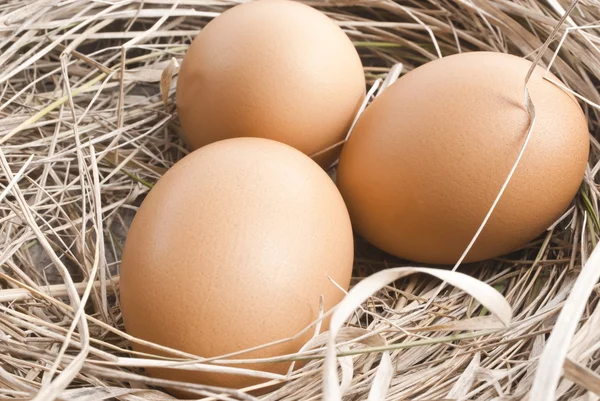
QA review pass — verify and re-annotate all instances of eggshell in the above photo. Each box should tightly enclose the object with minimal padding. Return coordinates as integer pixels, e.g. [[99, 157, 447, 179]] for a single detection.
[[337, 51, 589, 264], [119, 137, 354, 394], [175, 0, 365, 168]]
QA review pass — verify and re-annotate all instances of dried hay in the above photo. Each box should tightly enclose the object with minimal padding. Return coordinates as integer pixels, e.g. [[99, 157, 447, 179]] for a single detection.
[[1, 0, 600, 400]]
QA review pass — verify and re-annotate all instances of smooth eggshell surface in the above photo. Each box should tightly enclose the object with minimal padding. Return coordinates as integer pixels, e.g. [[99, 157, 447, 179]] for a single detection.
[[119, 138, 354, 393], [337, 51, 589, 264], [175, 0, 365, 168]]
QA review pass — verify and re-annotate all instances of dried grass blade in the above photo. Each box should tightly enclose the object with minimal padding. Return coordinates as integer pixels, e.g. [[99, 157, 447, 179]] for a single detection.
[[530, 242, 600, 401], [448, 352, 481, 399], [324, 267, 512, 400], [564, 358, 600, 396]]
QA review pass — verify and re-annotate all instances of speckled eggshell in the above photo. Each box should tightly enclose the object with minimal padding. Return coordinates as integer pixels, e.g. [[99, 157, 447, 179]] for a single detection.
[[119, 137, 354, 394], [337, 51, 589, 264], [175, 0, 365, 168]]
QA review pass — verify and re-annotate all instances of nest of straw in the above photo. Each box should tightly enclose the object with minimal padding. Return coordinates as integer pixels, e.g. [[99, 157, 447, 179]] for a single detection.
[[2, 0, 600, 400]]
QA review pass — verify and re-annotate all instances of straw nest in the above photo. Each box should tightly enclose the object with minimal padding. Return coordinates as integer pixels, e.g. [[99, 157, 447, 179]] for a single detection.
[[2, 0, 600, 400]]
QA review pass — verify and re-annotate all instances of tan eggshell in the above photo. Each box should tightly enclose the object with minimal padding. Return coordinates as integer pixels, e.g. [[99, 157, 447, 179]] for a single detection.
[[337, 51, 589, 264], [175, 0, 365, 168], [119, 138, 353, 393]]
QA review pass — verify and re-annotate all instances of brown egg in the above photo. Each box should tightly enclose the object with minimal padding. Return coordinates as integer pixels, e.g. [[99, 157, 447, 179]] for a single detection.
[[337, 52, 589, 264], [119, 138, 353, 394], [175, 0, 365, 168]]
